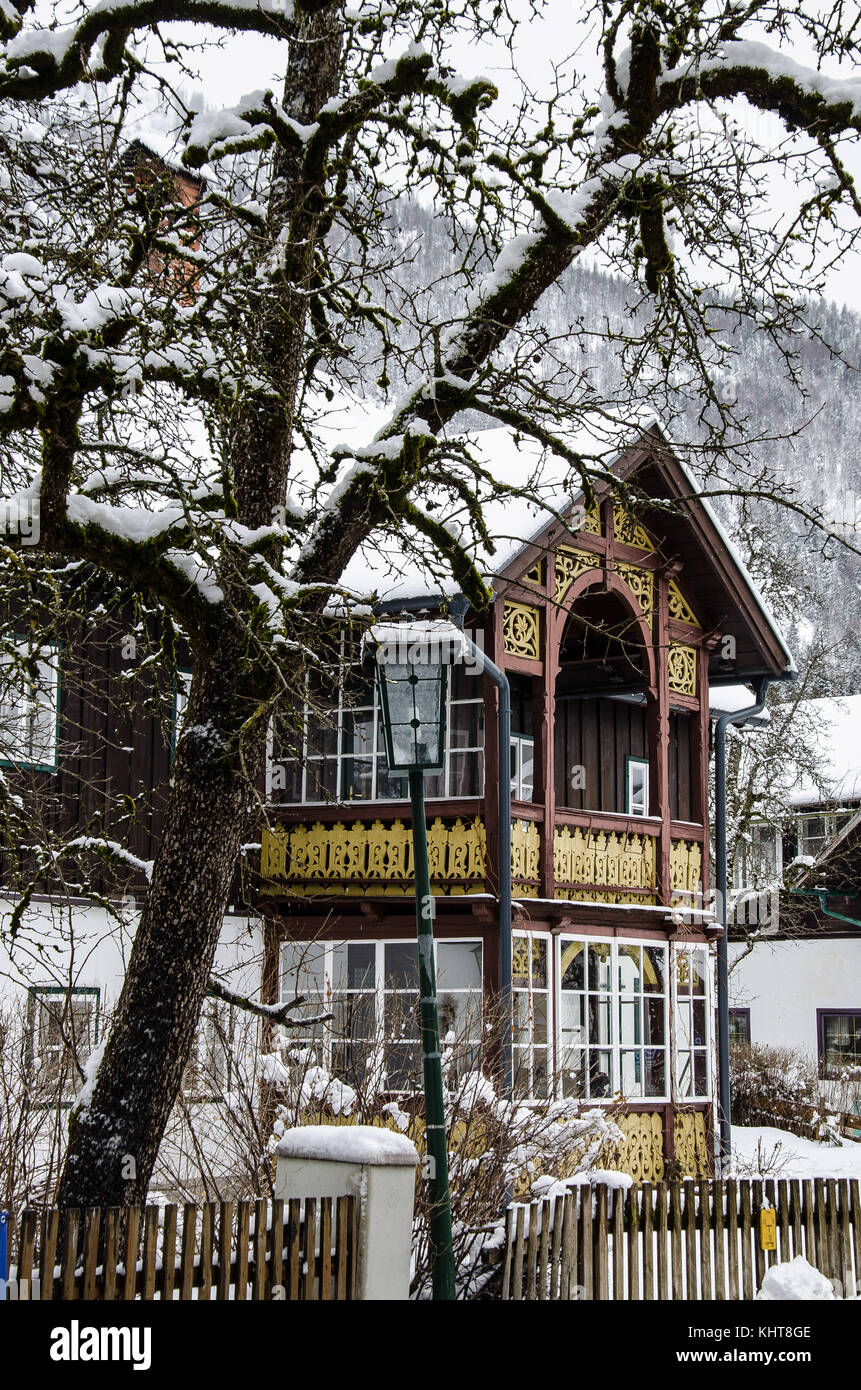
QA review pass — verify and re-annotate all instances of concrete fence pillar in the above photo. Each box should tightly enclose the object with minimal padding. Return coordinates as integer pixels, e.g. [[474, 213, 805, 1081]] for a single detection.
[[274, 1125, 419, 1300]]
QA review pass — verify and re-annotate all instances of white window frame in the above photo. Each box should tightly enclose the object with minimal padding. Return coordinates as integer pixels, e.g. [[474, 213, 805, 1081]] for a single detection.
[[512, 929, 552, 1101], [555, 935, 670, 1103], [182, 997, 232, 1100], [267, 632, 484, 805], [0, 637, 60, 771], [733, 821, 782, 890], [510, 734, 535, 802], [671, 943, 712, 1102], [28, 985, 100, 1101], [625, 756, 650, 817], [279, 937, 483, 1091]]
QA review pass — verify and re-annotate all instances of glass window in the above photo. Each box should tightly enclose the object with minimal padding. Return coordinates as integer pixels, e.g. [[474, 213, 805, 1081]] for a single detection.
[[268, 630, 484, 804], [513, 933, 550, 1100], [558, 938, 667, 1101], [819, 1010, 861, 1079], [728, 1008, 751, 1046], [510, 735, 534, 801], [183, 999, 232, 1098], [626, 757, 649, 817], [28, 987, 99, 1099], [734, 823, 779, 890], [0, 639, 60, 770], [674, 946, 710, 1100], [799, 815, 829, 861], [279, 938, 482, 1092]]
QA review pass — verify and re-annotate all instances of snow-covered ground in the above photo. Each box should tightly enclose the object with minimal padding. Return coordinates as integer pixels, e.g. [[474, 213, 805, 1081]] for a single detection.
[[733, 1125, 861, 1179]]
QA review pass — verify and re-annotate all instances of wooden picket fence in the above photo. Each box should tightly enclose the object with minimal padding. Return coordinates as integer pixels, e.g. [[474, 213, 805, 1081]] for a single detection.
[[4, 1196, 358, 1300], [501, 1177, 861, 1301]]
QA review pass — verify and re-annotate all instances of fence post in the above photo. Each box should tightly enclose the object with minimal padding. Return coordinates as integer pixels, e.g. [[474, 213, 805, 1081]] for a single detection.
[[274, 1126, 419, 1300], [0, 1212, 7, 1298]]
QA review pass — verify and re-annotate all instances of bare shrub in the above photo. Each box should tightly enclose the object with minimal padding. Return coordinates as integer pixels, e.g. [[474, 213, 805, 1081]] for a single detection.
[[730, 1043, 840, 1142]]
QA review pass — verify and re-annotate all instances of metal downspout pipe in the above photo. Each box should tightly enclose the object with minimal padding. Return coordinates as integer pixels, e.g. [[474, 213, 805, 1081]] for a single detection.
[[714, 675, 771, 1171], [457, 628, 513, 1097]]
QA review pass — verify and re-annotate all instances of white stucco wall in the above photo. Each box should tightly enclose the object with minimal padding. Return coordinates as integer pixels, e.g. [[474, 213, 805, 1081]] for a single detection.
[[729, 936, 861, 1062]]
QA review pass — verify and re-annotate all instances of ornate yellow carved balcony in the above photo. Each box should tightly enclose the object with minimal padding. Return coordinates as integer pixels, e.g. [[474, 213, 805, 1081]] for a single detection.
[[261, 816, 488, 897], [669, 838, 703, 907], [553, 826, 658, 904]]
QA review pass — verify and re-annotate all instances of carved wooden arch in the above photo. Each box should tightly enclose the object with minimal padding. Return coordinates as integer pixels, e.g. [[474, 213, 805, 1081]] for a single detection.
[[548, 566, 658, 694]]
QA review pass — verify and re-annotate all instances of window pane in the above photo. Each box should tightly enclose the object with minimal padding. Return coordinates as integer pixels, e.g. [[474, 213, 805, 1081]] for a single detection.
[[448, 749, 482, 797], [340, 755, 373, 801], [281, 942, 327, 995], [449, 701, 484, 749], [618, 944, 643, 993], [559, 990, 586, 1041], [530, 939, 548, 989], [560, 941, 585, 991], [588, 944, 611, 991], [589, 1052, 612, 1097], [437, 941, 482, 990], [385, 1043, 421, 1090], [333, 993, 375, 1040], [307, 714, 338, 758], [384, 992, 419, 1038], [384, 942, 419, 990], [519, 738, 534, 800], [619, 998, 640, 1046], [330, 942, 375, 990], [306, 759, 337, 801], [694, 1051, 708, 1095], [693, 999, 707, 1046], [643, 946, 665, 994], [620, 1050, 642, 1097], [588, 995, 611, 1046], [644, 996, 666, 1046], [438, 991, 482, 1040], [645, 1050, 665, 1097]]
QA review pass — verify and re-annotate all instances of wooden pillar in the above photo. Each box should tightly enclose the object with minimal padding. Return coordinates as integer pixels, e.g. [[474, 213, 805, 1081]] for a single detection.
[[695, 636, 714, 903], [484, 609, 502, 899], [539, 568, 560, 898], [652, 571, 672, 904]]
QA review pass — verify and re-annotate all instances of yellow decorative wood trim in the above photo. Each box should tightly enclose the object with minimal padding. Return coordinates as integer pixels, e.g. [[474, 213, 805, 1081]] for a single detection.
[[522, 558, 544, 586], [511, 818, 541, 882], [503, 600, 541, 660], [670, 839, 703, 905], [579, 499, 602, 535], [554, 546, 600, 605], [601, 1111, 666, 1182], [613, 506, 656, 552], [553, 826, 657, 895], [667, 642, 697, 696], [261, 816, 486, 894], [667, 578, 701, 628], [616, 561, 655, 628], [674, 1111, 710, 1177]]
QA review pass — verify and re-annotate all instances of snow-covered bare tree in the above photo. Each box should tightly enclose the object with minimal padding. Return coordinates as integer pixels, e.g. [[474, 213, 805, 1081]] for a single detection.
[[1, 0, 861, 1208]]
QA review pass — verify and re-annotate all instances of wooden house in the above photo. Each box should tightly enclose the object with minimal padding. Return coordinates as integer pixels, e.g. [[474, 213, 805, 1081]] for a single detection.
[[258, 421, 795, 1179]]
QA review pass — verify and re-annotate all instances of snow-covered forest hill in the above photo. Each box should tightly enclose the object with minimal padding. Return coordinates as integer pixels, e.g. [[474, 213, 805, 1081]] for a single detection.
[[357, 198, 861, 698]]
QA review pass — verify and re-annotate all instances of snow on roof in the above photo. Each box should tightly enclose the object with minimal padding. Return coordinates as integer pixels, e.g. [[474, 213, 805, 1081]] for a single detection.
[[339, 411, 659, 600], [709, 684, 771, 726], [787, 695, 861, 807], [334, 409, 794, 676]]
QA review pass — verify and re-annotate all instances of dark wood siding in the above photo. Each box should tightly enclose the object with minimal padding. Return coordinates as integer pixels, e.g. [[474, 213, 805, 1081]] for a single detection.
[[555, 696, 648, 813], [668, 708, 694, 822]]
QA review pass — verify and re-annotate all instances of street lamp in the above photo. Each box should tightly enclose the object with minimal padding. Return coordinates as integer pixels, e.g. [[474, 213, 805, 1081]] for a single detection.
[[364, 619, 463, 1302]]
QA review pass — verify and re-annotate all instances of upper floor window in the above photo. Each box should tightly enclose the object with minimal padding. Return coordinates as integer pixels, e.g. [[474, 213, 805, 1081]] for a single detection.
[[510, 735, 534, 801], [268, 641, 484, 805], [626, 756, 649, 817], [733, 822, 780, 890], [0, 638, 60, 771]]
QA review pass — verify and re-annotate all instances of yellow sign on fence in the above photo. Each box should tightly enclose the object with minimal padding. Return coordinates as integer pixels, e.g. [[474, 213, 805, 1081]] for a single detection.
[[760, 1208, 777, 1251]]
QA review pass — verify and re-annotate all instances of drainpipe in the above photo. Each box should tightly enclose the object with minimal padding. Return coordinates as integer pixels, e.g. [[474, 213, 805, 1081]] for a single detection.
[[791, 888, 861, 931], [454, 620, 513, 1098], [714, 675, 771, 1172]]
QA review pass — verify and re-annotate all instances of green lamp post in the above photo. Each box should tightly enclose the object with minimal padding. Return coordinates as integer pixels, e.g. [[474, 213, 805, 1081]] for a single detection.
[[365, 621, 460, 1301]]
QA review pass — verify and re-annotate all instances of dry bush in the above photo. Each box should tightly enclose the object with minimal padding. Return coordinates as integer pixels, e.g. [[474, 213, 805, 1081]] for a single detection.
[[730, 1043, 840, 1142]]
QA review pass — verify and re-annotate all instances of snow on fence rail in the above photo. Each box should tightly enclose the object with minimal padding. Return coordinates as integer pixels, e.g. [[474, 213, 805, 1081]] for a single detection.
[[501, 1177, 861, 1301], [2, 1197, 358, 1301]]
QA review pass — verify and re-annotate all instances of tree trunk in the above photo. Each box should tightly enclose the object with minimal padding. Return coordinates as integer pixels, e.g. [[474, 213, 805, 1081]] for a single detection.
[[57, 650, 266, 1209], [57, 6, 345, 1208]]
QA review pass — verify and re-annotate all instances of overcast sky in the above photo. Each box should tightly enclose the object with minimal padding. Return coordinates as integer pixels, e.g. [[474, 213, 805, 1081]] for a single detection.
[[150, 3, 861, 313]]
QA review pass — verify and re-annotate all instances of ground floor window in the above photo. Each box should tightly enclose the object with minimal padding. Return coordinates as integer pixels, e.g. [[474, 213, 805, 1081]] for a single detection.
[[673, 945, 711, 1099], [728, 1007, 751, 1045], [557, 937, 668, 1101], [182, 999, 233, 1100], [27, 986, 99, 1101], [279, 937, 483, 1091], [818, 1009, 861, 1079], [512, 932, 711, 1104]]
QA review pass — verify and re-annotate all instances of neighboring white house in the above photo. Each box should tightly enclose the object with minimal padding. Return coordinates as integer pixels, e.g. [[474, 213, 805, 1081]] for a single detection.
[[728, 695, 861, 1101]]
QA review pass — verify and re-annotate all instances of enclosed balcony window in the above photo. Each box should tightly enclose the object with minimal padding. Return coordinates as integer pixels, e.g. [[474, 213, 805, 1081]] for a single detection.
[[279, 938, 483, 1090], [0, 638, 60, 771], [267, 636, 484, 805]]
